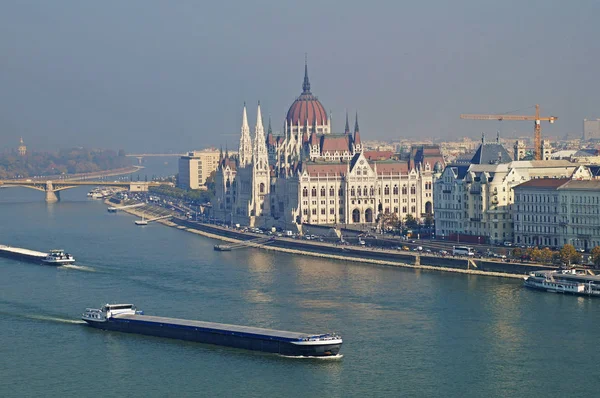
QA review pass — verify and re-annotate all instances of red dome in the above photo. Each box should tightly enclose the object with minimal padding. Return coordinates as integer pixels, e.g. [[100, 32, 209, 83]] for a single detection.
[[286, 93, 328, 127], [285, 61, 327, 127]]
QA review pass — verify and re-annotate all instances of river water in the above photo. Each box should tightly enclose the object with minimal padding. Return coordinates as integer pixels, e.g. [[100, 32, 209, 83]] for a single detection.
[[1, 159, 599, 397]]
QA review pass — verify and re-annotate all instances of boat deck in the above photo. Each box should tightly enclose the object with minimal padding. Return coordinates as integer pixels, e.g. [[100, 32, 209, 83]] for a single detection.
[[115, 314, 316, 341], [0, 245, 46, 258]]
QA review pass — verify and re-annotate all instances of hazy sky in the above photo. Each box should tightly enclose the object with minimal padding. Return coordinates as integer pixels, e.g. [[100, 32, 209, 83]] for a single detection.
[[1, 0, 599, 153]]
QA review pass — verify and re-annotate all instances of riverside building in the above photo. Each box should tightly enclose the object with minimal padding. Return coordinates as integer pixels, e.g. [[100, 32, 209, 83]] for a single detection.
[[213, 62, 443, 230], [178, 149, 221, 190], [513, 179, 600, 250], [434, 135, 591, 245]]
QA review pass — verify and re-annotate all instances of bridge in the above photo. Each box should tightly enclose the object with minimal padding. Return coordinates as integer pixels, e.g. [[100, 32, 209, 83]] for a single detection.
[[0, 180, 164, 203], [126, 153, 186, 164]]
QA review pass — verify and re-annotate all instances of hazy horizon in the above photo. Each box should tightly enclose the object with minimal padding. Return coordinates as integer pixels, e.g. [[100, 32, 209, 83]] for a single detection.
[[1, 0, 599, 153]]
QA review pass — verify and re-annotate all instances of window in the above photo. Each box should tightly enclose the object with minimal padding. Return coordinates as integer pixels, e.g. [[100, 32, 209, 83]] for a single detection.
[[393, 185, 398, 195], [312, 187, 317, 197], [321, 208, 325, 215], [402, 185, 407, 195], [330, 187, 335, 196], [259, 183, 265, 194], [302, 187, 308, 197], [411, 185, 416, 195], [311, 209, 317, 215], [321, 187, 326, 197], [384, 185, 390, 195]]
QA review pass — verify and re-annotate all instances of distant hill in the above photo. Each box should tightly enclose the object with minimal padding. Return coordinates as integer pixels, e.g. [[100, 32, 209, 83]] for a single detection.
[[0, 148, 130, 179]]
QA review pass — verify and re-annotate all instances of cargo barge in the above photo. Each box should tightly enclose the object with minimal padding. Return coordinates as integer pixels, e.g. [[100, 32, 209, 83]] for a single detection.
[[82, 304, 342, 357], [0, 245, 75, 265]]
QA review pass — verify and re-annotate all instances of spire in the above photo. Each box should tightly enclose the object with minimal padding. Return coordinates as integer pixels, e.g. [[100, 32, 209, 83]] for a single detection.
[[225, 144, 229, 159], [482, 132, 486, 144], [268, 115, 272, 135], [496, 131, 500, 143], [256, 101, 263, 130], [219, 145, 223, 162], [353, 112, 362, 149], [302, 54, 311, 94], [253, 102, 268, 170], [344, 111, 350, 134], [239, 103, 253, 168]]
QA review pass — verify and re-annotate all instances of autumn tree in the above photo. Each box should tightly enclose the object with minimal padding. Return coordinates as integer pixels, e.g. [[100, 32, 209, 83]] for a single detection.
[[591, 246, 600, 268], [560, 244, 580, 266]]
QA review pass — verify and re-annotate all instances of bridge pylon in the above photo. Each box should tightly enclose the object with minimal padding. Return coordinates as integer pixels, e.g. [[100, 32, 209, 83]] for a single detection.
[[45, 181, 60, 203]]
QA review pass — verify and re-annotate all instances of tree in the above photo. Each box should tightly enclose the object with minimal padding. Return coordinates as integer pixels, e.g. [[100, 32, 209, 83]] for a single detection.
[[591, 246, 600, 268], [560, 244, 578, 266], [423, 213, 434, 228], [404, 214, 418, 229], [539, 247, 554, 264], [512, 247, 523, 260]]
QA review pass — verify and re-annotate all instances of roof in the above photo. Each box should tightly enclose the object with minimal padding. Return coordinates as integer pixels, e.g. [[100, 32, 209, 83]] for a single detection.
[[558, 180, 600, 190], [470, 142, 512, 164], [513, 178, 569, 190], [373, 162, 409, 174], [363, 150, 394, 161], [320, 135, 350, 153], [303, 163, 347, 176]]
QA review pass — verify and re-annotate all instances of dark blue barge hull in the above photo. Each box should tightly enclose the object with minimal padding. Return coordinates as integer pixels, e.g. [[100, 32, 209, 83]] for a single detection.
[[85, 315, 342, 357]]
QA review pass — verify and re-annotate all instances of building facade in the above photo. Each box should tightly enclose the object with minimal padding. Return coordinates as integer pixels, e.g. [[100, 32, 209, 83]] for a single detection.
[[434, 136, 591, 244], [513, 179, 600, 250], [583, 118, 600, 141], [178, 149, 221, 190], [213, 63, 442, 230]]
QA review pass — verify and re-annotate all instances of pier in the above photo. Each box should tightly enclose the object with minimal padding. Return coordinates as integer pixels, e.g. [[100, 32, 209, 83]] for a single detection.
[[214, 237, 274, 251], [108, 203, 146, 212]]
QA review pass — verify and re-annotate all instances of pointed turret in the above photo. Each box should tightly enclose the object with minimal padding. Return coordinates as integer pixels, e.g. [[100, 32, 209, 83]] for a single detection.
[[267, 115, 272, 135], [238, 102, 253, 168], [302, 54, 311, 94], [344, 111, 350, 134], [353, 112, 361, 145], [253, 102, 268, 170], [353, 112, 362, 154]]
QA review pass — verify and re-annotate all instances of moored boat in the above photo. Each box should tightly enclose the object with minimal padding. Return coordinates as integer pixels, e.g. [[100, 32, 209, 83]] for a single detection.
[[82, 304, 342, 357], [523, 270, 600, 297]]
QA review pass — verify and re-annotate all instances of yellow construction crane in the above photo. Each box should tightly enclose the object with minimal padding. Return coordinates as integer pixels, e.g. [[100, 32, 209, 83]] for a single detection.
[[460, 104, 557, 160]]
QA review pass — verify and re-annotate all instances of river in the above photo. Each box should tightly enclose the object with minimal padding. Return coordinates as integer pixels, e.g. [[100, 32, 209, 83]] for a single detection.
[[0, 159, 599, 397]]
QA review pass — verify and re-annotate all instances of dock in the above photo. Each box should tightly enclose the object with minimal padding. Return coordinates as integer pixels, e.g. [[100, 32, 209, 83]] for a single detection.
[[214, 236, 274, 251], [0, 245, 47, 263], [108, 203, 145, 212]]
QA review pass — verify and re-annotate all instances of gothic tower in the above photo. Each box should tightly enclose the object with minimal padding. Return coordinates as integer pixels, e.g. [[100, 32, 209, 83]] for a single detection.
[[238, 103, 253, 168]]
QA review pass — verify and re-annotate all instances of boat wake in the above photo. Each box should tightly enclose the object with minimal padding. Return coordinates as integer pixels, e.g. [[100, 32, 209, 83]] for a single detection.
[[60, 264, 96, 272], [0, 310, 85, 325], [279, 354, 344, 360], [25, 315, 86, 324]]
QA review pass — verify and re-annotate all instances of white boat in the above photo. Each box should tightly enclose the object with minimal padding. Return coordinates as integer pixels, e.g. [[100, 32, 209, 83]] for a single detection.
[[524, 270, 600, 297], [41, 249, 75, 265]]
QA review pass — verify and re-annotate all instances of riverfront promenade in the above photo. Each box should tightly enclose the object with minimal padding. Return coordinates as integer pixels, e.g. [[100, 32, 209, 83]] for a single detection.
[[109, 199, 552, 279]]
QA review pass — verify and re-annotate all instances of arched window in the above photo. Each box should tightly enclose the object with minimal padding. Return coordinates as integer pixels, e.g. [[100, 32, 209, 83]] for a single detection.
[[357, 186, 362, 196], [402, 206, 407, 213], [260, 183, 265, 194], [393, 185, 398, 195], [320, 187, 326, 197], [351, 187, 356, 196], [384, 185, 390, 195], [410, 185, 416, 195], [302, 187, 308, 197], [402, 185, 407, 195], [311, 187, 317, 197], [330, 187, 335, 196], [411, 205, 415, 213], [369, 186, 374, 196], [363, 187, 368, 196]]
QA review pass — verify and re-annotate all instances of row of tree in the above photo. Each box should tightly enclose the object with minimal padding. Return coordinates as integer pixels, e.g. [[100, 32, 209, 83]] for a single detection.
[[149, 185, 213, 205], [0, 148, 129, 179], [512, 245, 600, 267]]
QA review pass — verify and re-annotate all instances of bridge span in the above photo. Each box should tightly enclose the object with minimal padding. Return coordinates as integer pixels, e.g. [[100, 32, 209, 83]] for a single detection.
[[0, 180, 165, 203]]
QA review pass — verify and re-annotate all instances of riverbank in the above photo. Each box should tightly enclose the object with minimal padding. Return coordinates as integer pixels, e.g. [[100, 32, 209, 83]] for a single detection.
[[107, 200, 554, 279]]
